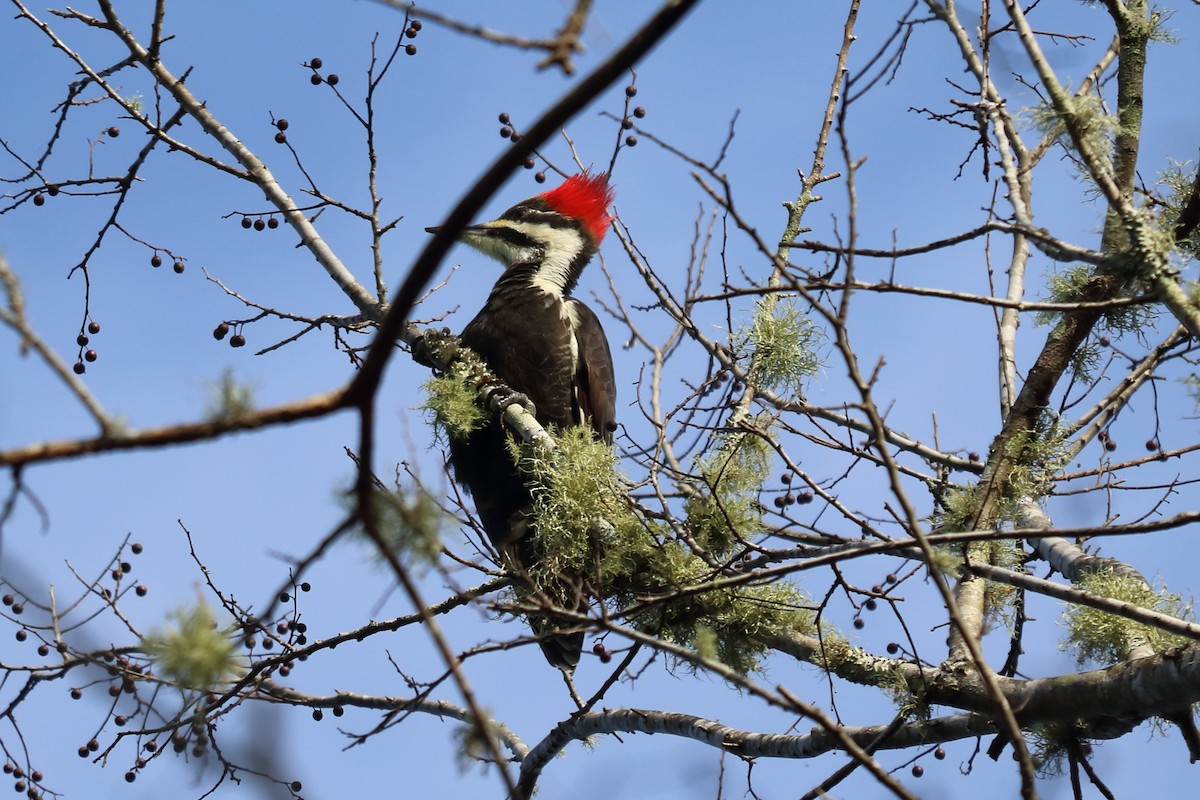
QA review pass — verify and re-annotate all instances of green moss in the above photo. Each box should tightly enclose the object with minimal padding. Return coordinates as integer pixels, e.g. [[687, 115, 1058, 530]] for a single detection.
[[422, 368, 486, 441], [142, 602, 241, 692], [343, 484, 445, 569], [731, 297, 823, 397], [1062, 568, 1193, 664], [204, 368, 256, 422], [515, 426, 810, 675], [632, 572, 815, 675], [683, 422, 772, 556], [517, 427, 654, 594]]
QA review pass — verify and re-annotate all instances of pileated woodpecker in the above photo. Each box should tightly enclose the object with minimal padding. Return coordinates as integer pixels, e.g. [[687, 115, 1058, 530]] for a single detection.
[[429, 173, 617, 671]]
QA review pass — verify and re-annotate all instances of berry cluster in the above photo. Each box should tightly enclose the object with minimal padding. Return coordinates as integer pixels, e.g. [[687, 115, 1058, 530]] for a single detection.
[[212, 321, 247, 349], [496, 112, 551, 182], [771, 472, 814, 509], [306, 56, 339, 86], [149, 252, 187, 273], [4, 760, 47, 799], [72, 320, 102, 374]]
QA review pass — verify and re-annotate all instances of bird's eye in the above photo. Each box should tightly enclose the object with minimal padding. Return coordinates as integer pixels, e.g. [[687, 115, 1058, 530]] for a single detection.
[[506, 206, 530, 220]]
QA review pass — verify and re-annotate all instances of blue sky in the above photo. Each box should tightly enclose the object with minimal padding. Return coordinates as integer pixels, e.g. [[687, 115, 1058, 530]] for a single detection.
[[3, 2, 1200, 798]]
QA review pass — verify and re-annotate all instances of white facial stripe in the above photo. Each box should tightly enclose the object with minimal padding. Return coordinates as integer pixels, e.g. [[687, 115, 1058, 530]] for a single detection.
[[504, 221, 584, 297]]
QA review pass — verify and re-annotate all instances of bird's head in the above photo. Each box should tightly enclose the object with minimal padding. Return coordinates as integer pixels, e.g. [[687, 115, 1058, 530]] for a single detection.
[[427, 173, 615, 296]]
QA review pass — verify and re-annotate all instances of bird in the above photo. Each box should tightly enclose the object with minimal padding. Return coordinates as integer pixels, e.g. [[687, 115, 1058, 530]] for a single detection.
[[427, 172, 617, 671]]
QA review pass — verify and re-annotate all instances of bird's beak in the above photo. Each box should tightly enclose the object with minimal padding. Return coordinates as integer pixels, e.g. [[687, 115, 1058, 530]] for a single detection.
[[425, 223, 493, 236]]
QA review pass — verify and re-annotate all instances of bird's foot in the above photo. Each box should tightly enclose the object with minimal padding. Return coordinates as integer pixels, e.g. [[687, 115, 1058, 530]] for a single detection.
[[410, 327, 456, 368], [485, 385, 537, 417]]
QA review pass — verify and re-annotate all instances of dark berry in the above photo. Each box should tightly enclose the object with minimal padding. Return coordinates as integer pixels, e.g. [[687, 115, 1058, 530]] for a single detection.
[[12, 603, 24, 614], [625, 85, 637, 97], [47, 185, 60, 196], [968, 451, 980, 462], [1105, 438, 1118, 452], [500, 126, 513, 138], [267, 217, 279, 229], [853, 618, 864, 629], [14, 630, 26, 641], [1146, 438, 1159, 451], [1098, 336, 1110, 347], [275, 132, 287, 144], [241, 217, 253, 229], [405, 26, 418, 38], [276, 118, 289, 131], [498, 112, 510, 124], [886, 642, 899, 655], [213, 322, 230, 341], [326, 74, 339, 86], [934, 747, 946, 760], [88, 321, 100, 334], [279, 592, 290, 604], [151, 254, 162, 268], [173, 261, 184, 274], [71, 687, 82, 700], [77, 748, 88, 759], [300, 582, 311, 592], [633, 106, 646, 118], [84, 349, 97, 362], [592, 642, 605, 654], [409, 19, 421, 31], [912, 764, 924, 778], [87, 740, 99, 752], [332, 706, 344, 717], [772, 496, 786, 509], [509, 131, 522, 142], [781, 473, 792, 484], [33, 194, 45, 206], [77, 334, 89, 346], [290, 781, 302, 792], [864, 599, 877, 611], [135, 585, 147, 597], [229, 334, 246, 348], [534, 171, 546, 184], [310, 57, 323, 69], [599, 651, 613, 663], [797, 490, 814, 504], [131, 542, 143, 554], [73, 362, 85, 375], [405, 44, 417, 55], [115, 715, 127, 726], [0, 595, 9, 606], [36, 643, 48, 656], [312, 709, 323, 721], [310, 74, 322, 86], [253, 219, 266, 231], [621, 117, 633, 129], [124, 772, 136, 783], [107, 126, 120, 137], [523, 157, 536, 170]]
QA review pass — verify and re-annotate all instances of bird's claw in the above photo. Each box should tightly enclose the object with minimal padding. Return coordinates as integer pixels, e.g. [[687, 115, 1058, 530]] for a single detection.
[[411, 327, 455, 368], [487, 385, 537, 417]]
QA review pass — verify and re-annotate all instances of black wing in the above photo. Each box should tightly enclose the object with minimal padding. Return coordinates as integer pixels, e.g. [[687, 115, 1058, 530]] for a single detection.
[[568, 298, 616, 443]]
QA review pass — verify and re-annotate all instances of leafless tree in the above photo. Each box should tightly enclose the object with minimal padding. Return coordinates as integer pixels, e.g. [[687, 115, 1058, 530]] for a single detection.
[[3, 2, 1200, 799]]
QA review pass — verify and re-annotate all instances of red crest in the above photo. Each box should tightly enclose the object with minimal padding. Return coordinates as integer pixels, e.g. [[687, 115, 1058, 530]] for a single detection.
[[539, 172, 615, 243]]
